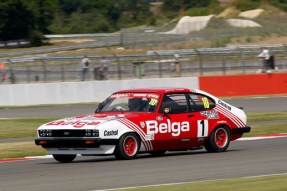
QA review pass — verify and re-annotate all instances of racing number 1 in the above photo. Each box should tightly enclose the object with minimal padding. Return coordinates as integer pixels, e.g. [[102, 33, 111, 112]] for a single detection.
[[197, 120, 208, 137]]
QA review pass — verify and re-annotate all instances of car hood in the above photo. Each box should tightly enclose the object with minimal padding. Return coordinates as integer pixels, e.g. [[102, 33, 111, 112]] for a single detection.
[[38, 113, 143, 130]]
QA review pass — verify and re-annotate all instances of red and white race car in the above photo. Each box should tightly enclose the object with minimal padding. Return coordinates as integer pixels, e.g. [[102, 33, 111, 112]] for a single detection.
[[35, 88, 251, 162]]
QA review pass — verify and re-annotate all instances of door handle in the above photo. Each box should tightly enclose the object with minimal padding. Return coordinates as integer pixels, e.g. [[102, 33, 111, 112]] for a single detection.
[[187, 115, 194, 118]]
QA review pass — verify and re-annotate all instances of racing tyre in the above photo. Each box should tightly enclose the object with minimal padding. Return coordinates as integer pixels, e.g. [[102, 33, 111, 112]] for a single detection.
[[204, 126, 230, 153], [53, 154, 76, 163], [114, 133, 140, 160], [149, 151, 166, 157]]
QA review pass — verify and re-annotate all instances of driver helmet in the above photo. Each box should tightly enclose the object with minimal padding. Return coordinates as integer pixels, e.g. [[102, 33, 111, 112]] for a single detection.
[[128, 98, 142, 111]]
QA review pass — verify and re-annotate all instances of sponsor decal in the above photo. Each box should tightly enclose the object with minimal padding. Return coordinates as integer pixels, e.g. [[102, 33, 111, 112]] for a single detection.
[[46, 121, 100, 128], [164, 108, 170, 113], [200, 111, 219, 119], [198, 138, 204, 141], [218, 100, 231, 111], [145, 119, 190, 137], [110, 93, 160, 100], [156, 116, 163, 121], [104, 130, 118, 136], [140, 121, 145, 128], [181, 139, 190, 142], [145, 134, 155, 140], [190, 89, 196, 93], [217, 120, 227, 123]]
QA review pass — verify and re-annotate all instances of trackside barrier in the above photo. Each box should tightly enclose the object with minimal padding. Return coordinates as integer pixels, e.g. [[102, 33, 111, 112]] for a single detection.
[[199, 73, 287, 97], [0, 77, 199, 106]]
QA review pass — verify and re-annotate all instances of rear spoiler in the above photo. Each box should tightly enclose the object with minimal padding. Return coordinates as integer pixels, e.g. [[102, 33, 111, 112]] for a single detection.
[[237, 107, 243, 110]]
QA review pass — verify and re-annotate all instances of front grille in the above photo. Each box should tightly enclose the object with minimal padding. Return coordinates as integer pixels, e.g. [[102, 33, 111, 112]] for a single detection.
[[39, 130, 86, 137]]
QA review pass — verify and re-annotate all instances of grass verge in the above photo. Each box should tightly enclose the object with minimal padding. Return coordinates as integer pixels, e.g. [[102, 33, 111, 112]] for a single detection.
[[246, 111, 287, 123], [117, 174, 287, 191], [243, 123, 287, 137], [0, 118, 59, 139], [0, 141, 47, 160], [0, 102, 99, 110]]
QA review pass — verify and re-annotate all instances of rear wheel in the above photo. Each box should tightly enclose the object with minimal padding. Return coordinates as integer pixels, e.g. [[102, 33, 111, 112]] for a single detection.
[[204, 126, 230, 152], [114, 133, 139, 160], [53, 154, 76, 163]]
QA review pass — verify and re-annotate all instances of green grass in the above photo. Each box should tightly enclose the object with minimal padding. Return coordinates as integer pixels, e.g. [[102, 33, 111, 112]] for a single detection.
[[0, 141, 48, 160], [117, 174, 287, 191], [243, 123, 287, 137], [246, 112, 287, 123], [0, 118, 59, 139], [0, 102, 99, 110]]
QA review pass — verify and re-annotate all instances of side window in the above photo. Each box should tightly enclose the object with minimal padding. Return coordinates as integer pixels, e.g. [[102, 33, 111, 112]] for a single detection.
[[188, 94, 215, 111], [159, 93, 188, 114]]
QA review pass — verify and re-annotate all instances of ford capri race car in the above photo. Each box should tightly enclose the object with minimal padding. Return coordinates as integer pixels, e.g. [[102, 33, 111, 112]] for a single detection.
[[35, 88, 251, 163]]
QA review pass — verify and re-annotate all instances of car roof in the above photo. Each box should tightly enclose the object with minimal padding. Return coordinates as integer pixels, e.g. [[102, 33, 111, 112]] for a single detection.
[[115, 87, 195, 94]]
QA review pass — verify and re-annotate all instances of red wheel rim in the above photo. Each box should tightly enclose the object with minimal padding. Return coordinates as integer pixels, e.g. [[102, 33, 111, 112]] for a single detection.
[[123, 136, 137, 156], [215, 128, 228, 148]]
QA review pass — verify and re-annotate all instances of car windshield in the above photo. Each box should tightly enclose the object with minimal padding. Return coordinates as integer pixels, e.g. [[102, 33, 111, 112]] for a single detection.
[[99, 92, 161, 112]]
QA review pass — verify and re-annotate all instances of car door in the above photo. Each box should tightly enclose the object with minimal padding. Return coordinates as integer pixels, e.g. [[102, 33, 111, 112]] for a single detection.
[[150, 93, 191, 150], [186, 93, 217, 147]]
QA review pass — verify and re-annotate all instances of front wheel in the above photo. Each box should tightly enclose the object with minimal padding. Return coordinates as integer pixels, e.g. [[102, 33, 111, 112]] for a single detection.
[[204, 126, 230, 152], [53, 154, 76, 163], [114, 133, 140, 160]]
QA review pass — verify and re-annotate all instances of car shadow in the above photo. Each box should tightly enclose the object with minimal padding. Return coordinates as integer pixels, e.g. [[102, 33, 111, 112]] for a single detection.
[[40, 149, 239, 164]]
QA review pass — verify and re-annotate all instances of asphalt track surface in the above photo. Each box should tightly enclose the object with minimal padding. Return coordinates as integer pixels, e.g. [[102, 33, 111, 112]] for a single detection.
[[1, 97, 287, 118], [0, 137, 287, 191]]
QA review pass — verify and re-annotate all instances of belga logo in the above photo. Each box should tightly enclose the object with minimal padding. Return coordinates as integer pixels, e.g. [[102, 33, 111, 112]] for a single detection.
[[145, 119, 189, 137]]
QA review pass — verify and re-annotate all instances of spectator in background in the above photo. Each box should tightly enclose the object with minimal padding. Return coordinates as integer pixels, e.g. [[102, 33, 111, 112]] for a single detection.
[[2, 71, 6, 82], [100, 56, 109, 80], [0, 60, 4, 82], [257, 47, 271, 73], [173, 52, 180, 77], [81, 56, 91, 81]]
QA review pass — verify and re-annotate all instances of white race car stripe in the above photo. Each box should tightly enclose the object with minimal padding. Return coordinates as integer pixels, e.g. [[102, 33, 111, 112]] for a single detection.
[[217, 105, 245, 127], [118, 119, 149, 151], [215, 107, 241, 127], [121, 119, 153, 151]]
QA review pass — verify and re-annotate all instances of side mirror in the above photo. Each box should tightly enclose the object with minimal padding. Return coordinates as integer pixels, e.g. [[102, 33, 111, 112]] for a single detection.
[[162, 108, 171, 116]]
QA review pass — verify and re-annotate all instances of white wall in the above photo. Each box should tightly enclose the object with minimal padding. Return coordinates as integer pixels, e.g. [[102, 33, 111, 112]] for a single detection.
[[0, 77, 199, 106]]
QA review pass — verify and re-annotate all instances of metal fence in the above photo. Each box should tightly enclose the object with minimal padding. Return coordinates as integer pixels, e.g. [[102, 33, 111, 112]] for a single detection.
[[1, 48, 287, 84]]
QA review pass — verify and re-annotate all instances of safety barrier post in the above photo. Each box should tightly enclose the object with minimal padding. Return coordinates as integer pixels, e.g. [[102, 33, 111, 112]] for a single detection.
[[241, 50, 246, 74], [26, 65, 30, 83], [154, 52, 162, 78], [113, 54, 121, 80], [222, 56, 226, 75], [195, 49, 203, 76], [8, 59, 16, 84]]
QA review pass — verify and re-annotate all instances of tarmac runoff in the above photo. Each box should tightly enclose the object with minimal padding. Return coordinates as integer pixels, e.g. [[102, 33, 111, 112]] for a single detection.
[[0, 137, 286, 191]]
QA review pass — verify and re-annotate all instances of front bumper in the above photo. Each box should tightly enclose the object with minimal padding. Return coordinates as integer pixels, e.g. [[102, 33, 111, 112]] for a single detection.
[[232, 126, 251, 134], [35, 137, 118, 148]]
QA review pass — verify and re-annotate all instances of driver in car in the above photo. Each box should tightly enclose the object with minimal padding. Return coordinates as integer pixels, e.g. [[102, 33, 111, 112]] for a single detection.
[[116, 98, 143, 111]]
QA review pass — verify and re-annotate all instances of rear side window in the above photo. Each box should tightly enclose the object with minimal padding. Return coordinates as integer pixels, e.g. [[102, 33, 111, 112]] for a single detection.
[[159, 93, 188, 114], [188, 94, 215, 111]]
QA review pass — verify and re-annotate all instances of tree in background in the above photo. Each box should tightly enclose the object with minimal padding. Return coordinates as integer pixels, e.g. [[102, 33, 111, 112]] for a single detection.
[[0, 0, 57, 45]]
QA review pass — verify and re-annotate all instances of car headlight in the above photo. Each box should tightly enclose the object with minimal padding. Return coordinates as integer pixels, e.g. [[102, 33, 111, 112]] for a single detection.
[[38, 129, 52, 137], [85, 129, 99, 137]]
